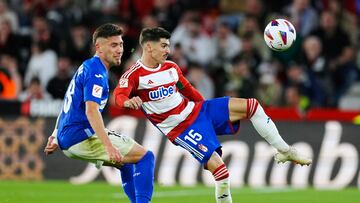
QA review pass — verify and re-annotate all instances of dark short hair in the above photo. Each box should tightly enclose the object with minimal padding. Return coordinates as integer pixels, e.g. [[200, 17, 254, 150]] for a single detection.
[[139, 27, 171, 45], [92, 23, 123, 44]]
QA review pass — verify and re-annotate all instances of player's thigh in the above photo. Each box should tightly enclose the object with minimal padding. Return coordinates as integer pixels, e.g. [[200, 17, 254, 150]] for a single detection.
[[121, 142, 148, 164], [228, 97, 247, 121], [63, 130, 136, 163], [204, 97, 240, 134]]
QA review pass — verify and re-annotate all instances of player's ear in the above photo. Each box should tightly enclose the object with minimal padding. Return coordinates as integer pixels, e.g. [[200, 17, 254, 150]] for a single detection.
[[145, 42, 152, 53], [95, 42, 102, 53]]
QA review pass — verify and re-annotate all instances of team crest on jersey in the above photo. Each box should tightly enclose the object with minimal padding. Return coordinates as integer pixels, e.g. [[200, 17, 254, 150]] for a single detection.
[[169, 69, 176, 80], [198, 144, 208, 152], [92, 84, 103, 98], [119, 78, 128, 88]]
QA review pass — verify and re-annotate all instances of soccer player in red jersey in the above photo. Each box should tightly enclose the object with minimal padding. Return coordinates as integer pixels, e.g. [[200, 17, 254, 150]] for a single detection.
[[114, 27, 312, 203]]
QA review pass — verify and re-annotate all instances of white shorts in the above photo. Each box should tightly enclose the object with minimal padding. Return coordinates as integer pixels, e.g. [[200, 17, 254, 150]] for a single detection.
[[62, 129, 135, 167]]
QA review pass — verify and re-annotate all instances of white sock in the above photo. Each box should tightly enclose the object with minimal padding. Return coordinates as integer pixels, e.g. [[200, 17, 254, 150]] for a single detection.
[[215, 178, 232, 203], [248, 99, 290, 152]]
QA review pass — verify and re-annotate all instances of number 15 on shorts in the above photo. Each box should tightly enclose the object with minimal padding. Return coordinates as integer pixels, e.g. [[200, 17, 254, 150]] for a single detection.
[[184, 129, 202, 145]]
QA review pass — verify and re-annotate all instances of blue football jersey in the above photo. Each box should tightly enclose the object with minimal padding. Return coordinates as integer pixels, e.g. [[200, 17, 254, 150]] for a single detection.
[[57, 55, 109, 149]]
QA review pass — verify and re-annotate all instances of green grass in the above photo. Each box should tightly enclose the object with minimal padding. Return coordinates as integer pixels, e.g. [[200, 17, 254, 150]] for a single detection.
[[0, 181, 359, 203]]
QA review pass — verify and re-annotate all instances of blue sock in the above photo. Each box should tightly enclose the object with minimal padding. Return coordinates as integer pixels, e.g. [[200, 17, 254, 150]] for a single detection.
[[120, 164, 136, 203], [134, 151, 155, 203]]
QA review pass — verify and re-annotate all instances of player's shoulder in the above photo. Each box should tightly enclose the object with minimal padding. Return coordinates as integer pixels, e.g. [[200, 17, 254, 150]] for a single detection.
[[164, 60, 180, 69], [164, 60, 178, 66], [121, 61, 142, 79], [82, 56, 106, 74]]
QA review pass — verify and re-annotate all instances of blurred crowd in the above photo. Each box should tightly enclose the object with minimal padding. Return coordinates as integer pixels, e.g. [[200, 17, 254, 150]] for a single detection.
[[1, 0, 360, 112]]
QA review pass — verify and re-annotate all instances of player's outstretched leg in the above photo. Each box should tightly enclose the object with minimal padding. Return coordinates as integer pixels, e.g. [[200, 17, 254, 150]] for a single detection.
[[120, 164, 136, 203], [133, 151, 155, 203], [207, 153, 232, 203], [229, 98, 312, 166]]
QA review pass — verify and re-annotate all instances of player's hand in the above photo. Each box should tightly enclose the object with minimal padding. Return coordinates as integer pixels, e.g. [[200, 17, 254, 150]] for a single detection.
[[44, 136, 58, 155], [124, 96, 143, 110], [105, 145, 122, 164]]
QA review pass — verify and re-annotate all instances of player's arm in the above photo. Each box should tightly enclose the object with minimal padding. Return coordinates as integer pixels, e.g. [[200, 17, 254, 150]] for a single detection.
[[113, 78, 142, 110], [44, 112, 60, 155], [176, 67, 204, 102], [85, 101, 122, 163]]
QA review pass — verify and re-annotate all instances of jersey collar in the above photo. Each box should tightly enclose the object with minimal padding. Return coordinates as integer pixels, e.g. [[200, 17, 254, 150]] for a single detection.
[[137, 60, 161, 72]]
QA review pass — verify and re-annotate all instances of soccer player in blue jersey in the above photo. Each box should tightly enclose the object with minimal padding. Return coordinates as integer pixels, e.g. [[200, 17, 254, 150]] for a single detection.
[[44, 23, 154, 203]]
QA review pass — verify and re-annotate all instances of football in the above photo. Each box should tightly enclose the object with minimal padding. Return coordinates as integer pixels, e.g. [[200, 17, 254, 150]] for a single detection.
[[263, 19, 296, 51]]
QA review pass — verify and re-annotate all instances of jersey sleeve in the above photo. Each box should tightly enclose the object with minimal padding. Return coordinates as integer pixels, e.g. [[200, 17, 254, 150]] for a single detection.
[[113, 74, 136, 108], [83, 66, 107, 105], [174, 64, 204, 102]]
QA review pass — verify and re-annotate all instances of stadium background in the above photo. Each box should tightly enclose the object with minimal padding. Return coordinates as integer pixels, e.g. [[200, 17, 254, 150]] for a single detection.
[[1, 0, 360, 202]]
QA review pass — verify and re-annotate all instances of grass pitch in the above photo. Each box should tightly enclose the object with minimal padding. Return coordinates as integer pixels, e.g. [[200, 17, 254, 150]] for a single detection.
[[0, 181, 359, 203]]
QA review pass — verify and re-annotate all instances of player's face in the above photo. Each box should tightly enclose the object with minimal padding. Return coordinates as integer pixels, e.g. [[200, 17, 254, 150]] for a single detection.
[[99, 36, 124, 67], [150, 38, 170, 64]]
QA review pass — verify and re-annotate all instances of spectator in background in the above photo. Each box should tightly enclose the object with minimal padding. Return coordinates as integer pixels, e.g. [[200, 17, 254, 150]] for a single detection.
[[212, 21, 242, 65], [31, 15, 60, 53], [286, 63, 325, 108], [171, 12, 215, 67], [225, 56, 257, 98], [300, 36, 332, 106], [46, 54, 73, 99], [142, 14, 160, 28], [187, 62, 215, 99], [0, 0, 18, 33], [243, 0, 267, 28], [16, 0, 34, 36], [0, 17, 21, 60], [256, 61, 282, 106], [0, 54, 21, 100], [310, 10, 358, 106], [283, 0, 318, 37], [24, 41, 57, 89], [284, 84, 304, 111], [235, 32, 262, 79], [46, 0, 73, 41], [168, 43, 189, 75], [19, 77, 51, 102], [238, 15, 270, 61], [64, 24, 92, 67], [326, 0, 358, 46], [150, 0, 180, 32]]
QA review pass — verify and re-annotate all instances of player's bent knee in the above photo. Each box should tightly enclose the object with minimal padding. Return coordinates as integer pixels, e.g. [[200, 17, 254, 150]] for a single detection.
[[122, 143, 149, 163], [143, 150, 155, 164]]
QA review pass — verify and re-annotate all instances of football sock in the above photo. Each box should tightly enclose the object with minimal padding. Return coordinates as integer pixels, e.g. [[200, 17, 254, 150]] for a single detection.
[[120, 164, 136, 203], [247, 98, 290, 152], [213, 164, 232, 203], [134, 151, 155, 203]]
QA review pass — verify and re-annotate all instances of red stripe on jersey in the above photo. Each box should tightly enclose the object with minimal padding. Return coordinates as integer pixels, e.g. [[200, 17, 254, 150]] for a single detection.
[[122, 63, 140, 79], [148, 99, 188, 124], [165, 102, 203, 141]]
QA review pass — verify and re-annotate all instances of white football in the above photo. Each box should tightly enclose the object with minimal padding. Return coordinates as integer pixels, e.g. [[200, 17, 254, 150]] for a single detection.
[[264, 19, 296, 51]]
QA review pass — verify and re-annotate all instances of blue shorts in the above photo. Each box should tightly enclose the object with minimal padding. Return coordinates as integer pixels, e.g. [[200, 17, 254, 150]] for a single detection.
[[174, 97, 240, 164]]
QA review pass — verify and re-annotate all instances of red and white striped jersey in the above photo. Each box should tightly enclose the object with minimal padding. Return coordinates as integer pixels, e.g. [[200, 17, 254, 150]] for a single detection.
[[114, 60, 203, 141]]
